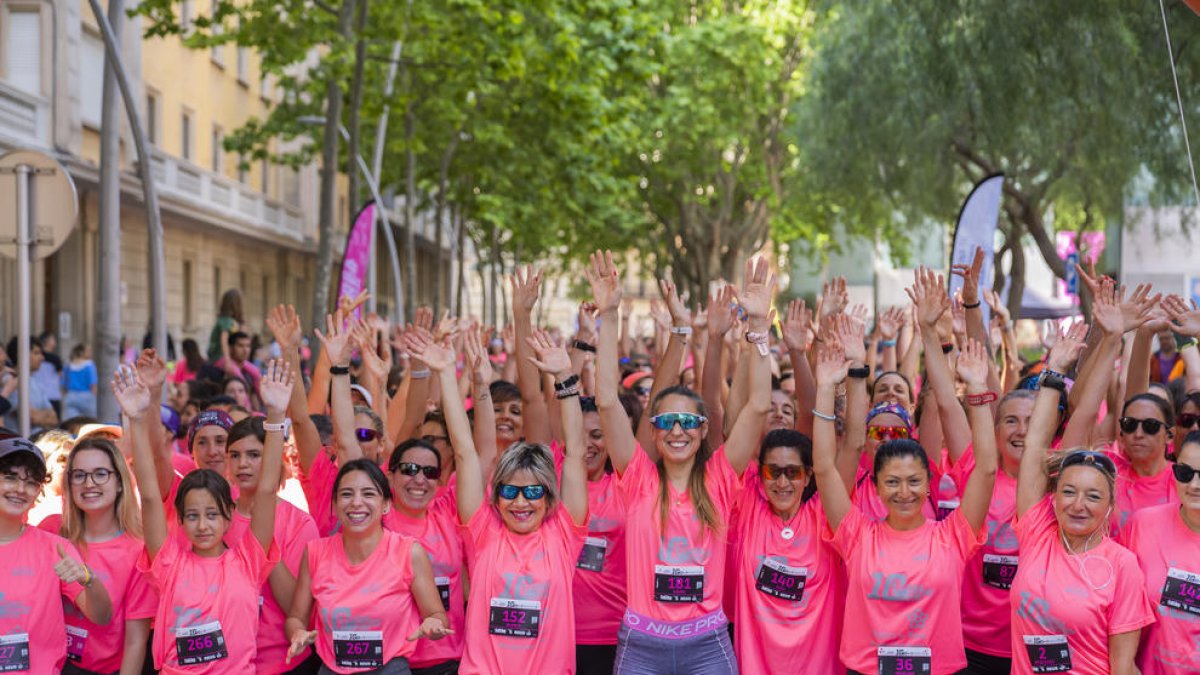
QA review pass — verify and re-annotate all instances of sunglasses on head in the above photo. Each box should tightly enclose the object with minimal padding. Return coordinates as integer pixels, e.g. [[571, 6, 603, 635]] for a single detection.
[[867, 425, 911, 442], [1178, 413, 1200, 430], [761, 464, 805, 481], [649, 412, 707, 431], [355, 428, 381, 442], [497, 484, 546, 501], [1172, 461, 1200, 484], [396, 462, 441, 480], [1119, 417, 1166, 435], [1060, 450, 1117, 477]]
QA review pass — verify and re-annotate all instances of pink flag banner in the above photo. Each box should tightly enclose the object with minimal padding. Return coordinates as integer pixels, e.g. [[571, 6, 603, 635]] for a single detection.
[[336, 202, 375, 319]]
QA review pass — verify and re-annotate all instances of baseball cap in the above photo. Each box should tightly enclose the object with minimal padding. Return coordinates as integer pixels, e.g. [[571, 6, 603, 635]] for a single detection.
[[0, 436, 45, 469], [75, 423, 123, 442]]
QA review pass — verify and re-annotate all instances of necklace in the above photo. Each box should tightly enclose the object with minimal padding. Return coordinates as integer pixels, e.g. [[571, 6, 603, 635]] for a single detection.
[[778, 507, 802, 540]]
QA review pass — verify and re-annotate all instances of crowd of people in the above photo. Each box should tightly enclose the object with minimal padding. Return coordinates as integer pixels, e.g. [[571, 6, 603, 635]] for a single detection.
[[3, 250, 1200, 674]]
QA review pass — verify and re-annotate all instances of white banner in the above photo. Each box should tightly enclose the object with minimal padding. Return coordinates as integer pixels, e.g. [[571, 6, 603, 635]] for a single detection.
[[948, 174, 1004, 327]]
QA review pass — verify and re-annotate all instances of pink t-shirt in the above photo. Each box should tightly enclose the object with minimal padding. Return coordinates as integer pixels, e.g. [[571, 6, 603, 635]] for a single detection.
[[615, 447, 742, 622], [1009, 497, 1156, 675], [948, 446, 1020, 657], [140, 525, 279, 673], [307, 529, 421, 674], [300, 450, 340, 536], [0, 526, 85, 673], [733, 474, 844, 674], [1109, 451, 1179, 535], [1119, 503, 1200, 675], [831, 505, 983, 674], [459, 503, 587, 675], [382, 488, 466, 667], [227, 500, 319, 675], [38, 516, 159, 674], [549, 443, 628, 646]]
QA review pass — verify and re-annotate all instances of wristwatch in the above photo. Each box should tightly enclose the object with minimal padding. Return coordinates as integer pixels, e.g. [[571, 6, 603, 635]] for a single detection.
[[1039, 372, 1066, 393]]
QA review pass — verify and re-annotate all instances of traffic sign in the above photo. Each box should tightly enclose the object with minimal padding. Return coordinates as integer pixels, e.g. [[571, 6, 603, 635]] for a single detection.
[[0, 149, 78, 260]]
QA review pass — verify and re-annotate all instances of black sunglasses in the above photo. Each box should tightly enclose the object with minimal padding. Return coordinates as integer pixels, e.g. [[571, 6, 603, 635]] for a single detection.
[[1178, 413, 1200, 430], [1119, 417, 1166, 435], [355, 428, 381, 442], [1060, 450, 1117, 477], [1172, 461, 1200, 483], [396, 462, 441, 480]]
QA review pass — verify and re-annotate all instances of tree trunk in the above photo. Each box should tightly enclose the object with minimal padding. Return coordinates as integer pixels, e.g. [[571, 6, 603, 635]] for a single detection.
[[1007, 225, 1026, 320], [433, 132, 461, 315], [455, 202, 466, 316], [403, 82, 417, 319], [312, 0, 358, 330], [96, 0, 124, 422]]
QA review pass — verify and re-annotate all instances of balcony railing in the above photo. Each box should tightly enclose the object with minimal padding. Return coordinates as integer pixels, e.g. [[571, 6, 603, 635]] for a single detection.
[[0, 81, 50, 149]]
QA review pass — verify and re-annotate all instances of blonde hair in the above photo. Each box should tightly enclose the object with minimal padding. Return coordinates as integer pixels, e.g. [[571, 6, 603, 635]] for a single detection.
[[59, 439, 143, 548], [490, 443, 560, 513]]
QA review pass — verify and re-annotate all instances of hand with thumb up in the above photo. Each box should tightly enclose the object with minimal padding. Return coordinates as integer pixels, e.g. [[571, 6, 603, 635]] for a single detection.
[[54, 543, 91, 586]]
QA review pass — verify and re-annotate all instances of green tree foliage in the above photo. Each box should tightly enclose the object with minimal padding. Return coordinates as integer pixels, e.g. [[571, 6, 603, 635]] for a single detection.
[[798, 0, 1200, 313]]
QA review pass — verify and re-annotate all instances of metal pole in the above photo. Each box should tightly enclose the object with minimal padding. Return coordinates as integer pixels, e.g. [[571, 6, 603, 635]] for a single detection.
[[16, 165, 31, 437], [340, 126, 403, 324], [371, 40, 404, 322], [88, 0, 168, 363], [94, 0, 122, 422]]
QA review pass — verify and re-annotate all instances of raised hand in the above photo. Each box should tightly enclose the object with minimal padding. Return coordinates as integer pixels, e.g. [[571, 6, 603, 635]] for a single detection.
[[832, 313, 866, 364], [781, 299, 813, 352], [1164, 294, 1200, 337], [258, 359, 295, 416], [111, 366, 151, 419], [1075, 260, 1103, 300], [267, 304, 303, 355], [819, 276, 848, 318], [314, 313, 357, 366], [951, 246, 985, 305], [649, 299, 670, 331], [352, 322, 390, 384], [136, 349, 168, 391], [576, 302, 598, 344], [905, 267, 951, 328], [463, 326, 493, 384], [404, 330, 455, 373], [1110, 282, 1160, 334], [414, 306, 434, 333], [1046, 320, 1090, 373], [658, 278, 692, 326], [707, 285, 738, 337], [738, 257, 777, 321], [814, 338, 851, 387], [337, 290, 370, 320], [407, 616, 453, 642], [433, 311, 460, 344], [526, 329, 572, 378], [877, 306, 906, 342], [54, 544, 89, 585], [982, 288, 1011, 324], [510, 265, 542, 316], [950, 295, 967, 336], [956, 338, 991, 388], [584, 250, 623, 314]]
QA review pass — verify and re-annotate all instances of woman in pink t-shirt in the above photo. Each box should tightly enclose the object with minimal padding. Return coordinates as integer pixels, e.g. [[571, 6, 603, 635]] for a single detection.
[[407, 324, 590, 675], [732, 428, 844, 674], [1109, 394, 1178, 531], [118, 360, 291, 674], [43, 437, 157, 675], [1120, 430, 1200, 674], [225, 416, 320, 675], [285, 458, 451, 675], [812, 310, 997, 675], [1010, 311, 1155, 675], [0, 436, 113, 674], [586, 252, 774, 674]]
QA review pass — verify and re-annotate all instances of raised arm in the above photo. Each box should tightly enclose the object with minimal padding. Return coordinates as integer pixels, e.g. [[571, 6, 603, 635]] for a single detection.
[[586, 250, 637, 474], [723, 258, 776, 473], [315, 313, 361, 465], [267, 304, 323, 473], [526, 331, 588, 526], [877, 306, 905, 375], [908, 267, 971, 464], [635, 279, 693, 460], [701, 286, 737, 447], [112, 368, 166, 561], [953, 248, 1003, 399], [782, 299, 816, 435], [251, 360, 291, 552], [812, 340, 854, 531], [511, 267, 551, 445], [1017, 321, 1089, 517], [462, 327, 499, 474], [956, 339, 998, 531], [407, 331, 484, 523], [1060, 281, 1131, 448], [833, 313, 869, 461], [133, 350, 175, 494]]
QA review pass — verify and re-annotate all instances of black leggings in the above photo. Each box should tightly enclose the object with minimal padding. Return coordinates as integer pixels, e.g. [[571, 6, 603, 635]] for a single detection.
[[576, 644, 617, 675]]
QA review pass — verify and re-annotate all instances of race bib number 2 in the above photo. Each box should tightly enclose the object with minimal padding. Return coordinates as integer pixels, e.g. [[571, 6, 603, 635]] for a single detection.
[[1023, 635, 1072, 673]]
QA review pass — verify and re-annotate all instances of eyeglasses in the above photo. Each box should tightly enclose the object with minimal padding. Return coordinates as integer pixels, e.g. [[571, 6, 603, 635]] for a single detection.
[[867, 425, 911, 442], [1178, 413, 1200, 430], [1060, 450, 1117, 477], [497, 484, 546, 501], [0, 472, 43, 494], [69, 468, 114, 486], [649, 412, 707, 431], [761, 464, 805, 481], [1172, 461, 1200, 484], [396, 462, 441, 481], [355, 428, 381, 443], [1119, 417, 1166, 435], [634, 386, 652, 396], [421, 434, 449, 445]]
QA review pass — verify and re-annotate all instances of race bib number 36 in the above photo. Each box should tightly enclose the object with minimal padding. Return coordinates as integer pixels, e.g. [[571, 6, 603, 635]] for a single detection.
[[1023, 635, 1072, 673], [333, 630, 384, 669], [0, 633, 30, 673], [654, 565, 704, 603], [174, 622, 228, 666], [877, 646, 931, 675]]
